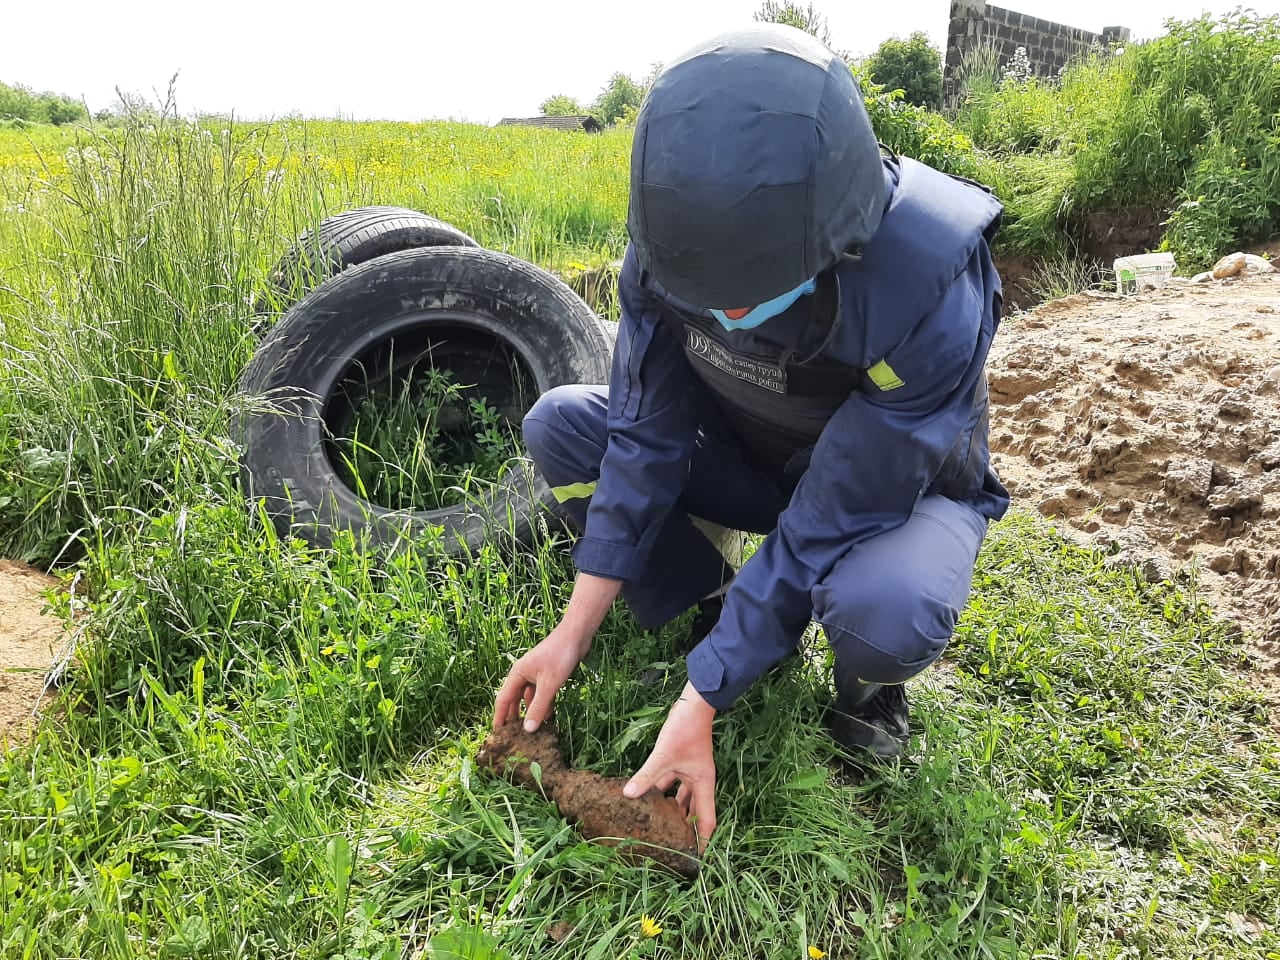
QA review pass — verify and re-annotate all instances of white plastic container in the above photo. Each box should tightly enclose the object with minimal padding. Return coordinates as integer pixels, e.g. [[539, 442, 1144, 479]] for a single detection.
[[1114, 252, 1176, 295]]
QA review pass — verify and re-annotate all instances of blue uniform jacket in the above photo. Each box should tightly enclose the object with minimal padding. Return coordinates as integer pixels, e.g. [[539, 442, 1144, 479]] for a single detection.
[[572, 157, 1010, 710]]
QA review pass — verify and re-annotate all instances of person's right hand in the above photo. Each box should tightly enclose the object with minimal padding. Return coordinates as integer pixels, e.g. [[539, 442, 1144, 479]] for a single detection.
[[493, 624, 592, 732]]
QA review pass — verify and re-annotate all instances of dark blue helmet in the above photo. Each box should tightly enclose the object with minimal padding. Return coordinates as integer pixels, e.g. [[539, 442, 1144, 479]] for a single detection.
[[627, 24, 885, 309]]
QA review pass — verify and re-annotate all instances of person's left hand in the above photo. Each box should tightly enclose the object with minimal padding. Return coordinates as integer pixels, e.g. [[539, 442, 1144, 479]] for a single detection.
[[623, 681, 718, 851]]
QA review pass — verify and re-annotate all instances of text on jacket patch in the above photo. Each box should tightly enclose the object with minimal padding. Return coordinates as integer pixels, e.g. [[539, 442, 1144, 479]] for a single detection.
[[684, 326, 787, 394]]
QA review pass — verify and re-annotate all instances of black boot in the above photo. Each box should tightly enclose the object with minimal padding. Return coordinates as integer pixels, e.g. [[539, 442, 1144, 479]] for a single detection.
[[824, 683, 910, 763]]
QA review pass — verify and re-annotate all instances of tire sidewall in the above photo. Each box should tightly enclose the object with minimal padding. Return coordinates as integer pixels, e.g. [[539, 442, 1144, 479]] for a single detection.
[[238, 246, 610, 556]]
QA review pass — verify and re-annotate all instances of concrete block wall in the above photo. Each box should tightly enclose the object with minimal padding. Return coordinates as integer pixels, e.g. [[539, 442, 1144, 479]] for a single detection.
[[943, 0, 1129, 106]]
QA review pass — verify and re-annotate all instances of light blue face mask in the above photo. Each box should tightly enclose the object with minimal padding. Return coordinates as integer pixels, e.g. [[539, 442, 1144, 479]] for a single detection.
[[709, 277, 817, 332]]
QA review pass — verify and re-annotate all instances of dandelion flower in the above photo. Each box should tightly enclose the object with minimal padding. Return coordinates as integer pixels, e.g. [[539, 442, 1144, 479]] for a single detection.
[[639, 915, 663, 938], [808, 947, 827, 959]]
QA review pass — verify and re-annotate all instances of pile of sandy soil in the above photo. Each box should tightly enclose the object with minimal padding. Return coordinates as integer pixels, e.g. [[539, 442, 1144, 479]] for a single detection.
[[987, 273, 1280, 688]]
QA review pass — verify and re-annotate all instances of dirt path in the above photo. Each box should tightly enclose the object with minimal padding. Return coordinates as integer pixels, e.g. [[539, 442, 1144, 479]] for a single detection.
[[0, 560, 63, 745], [987, 273, 1280, 701]]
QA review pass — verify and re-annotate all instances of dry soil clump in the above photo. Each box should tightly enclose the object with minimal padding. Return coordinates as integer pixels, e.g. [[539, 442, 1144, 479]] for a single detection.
[[476, 721, 700, 878]]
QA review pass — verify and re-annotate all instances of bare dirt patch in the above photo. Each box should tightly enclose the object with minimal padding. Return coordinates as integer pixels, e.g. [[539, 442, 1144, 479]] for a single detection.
[[0, 560, 63, 746], [1076, 205, 1169, 263], [987, 274, 1280, 698]]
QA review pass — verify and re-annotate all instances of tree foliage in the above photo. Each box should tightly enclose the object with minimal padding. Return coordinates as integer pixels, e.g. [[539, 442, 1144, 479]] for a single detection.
[[540, 94, 587, 117], [539, 70, 652, 127], [0, 82, 87, 125], [592, 72, 644, 126], [863, 32, 944, 110]]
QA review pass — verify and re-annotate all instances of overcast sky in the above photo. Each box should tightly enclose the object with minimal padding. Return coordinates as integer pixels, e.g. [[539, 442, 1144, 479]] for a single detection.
[[6, 1, 1270, 124]]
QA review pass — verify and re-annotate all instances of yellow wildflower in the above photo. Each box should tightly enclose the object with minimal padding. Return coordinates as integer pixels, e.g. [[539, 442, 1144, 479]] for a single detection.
[[639, 915, 663, 938], [808, 947, 827, 959]]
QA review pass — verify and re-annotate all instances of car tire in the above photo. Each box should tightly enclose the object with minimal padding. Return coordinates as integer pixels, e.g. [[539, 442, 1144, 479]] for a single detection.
[[236, 245, 613, 557]]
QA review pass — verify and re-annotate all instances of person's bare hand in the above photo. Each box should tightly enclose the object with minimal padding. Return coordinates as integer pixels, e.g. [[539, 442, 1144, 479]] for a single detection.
[[494, 572, 621, 731], [493, 624, 591, 732], [623, 681, 718, 851]]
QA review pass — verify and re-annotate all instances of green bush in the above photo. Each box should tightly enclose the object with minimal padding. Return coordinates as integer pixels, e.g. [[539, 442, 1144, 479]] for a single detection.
[[952, 11, 1280, 267], [1071, 12, 1280, 263], [973, 152, 1075, 257], [1136, 12, 1280, 265], [863, 31, 944, 110], [1163, 132, 1280, 267], [0, 81, 87, 125], [858, 74, 979, 180], [955, 47, 1120, 156], [539, 94, 586, 117], [968, 76, 1065, 153]]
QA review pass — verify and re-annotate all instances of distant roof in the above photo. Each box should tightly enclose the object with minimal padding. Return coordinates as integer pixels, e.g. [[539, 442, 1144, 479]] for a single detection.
[[495, 115, 603, 133]]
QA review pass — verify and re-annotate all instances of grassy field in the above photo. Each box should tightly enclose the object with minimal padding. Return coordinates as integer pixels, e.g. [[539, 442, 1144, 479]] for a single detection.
[[1, 21, 1279, 957]]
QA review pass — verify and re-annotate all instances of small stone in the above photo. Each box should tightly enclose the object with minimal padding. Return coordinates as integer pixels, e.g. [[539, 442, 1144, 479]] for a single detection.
[[1102, 498, 1135, 519], [1206, 549, 1253, 576], [1038, 492, 1070, 517], [1207, 550, 1240, 574], [1226, 911, 1270, 938], [1191, 271, 1214, 283], [1100, 528, 1173, 583], [546, 923, 575, 944], [1260, 441, 1280, 471], [1212, 253, 1247, 279], [1110, 527, 1158, 554], [1242, 254, 1276, 275]]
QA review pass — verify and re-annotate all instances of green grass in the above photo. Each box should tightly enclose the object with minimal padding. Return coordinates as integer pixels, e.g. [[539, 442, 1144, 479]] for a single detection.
[[0, 108, 629, 563], [1, 20, 1278, 956], [3, 507, 1276, 959], [329, 362, 527, 514]]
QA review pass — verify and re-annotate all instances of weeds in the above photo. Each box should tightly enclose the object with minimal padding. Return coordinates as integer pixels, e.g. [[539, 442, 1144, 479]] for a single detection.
[[330, 362, 526, 514], [8, 510, 1273, 958], [1027, 251, 1106, 302], [953, 10, 1280, 269]]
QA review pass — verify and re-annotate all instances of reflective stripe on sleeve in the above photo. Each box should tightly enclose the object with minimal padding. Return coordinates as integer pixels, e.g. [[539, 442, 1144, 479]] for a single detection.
[[867, 359, 904, 391], [550, 481, 598, 503]]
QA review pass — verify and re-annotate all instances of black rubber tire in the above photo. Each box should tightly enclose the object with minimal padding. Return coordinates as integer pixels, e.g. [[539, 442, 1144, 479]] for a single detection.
[[235, 245, 613, 557], [269, 206, 479, 302]]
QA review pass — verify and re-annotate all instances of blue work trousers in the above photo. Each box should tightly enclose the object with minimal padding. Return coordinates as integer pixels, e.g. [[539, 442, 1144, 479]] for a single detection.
[[522, 384, 989, 694]]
